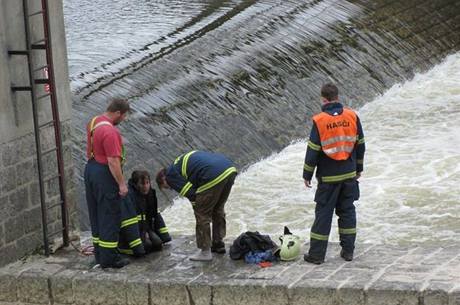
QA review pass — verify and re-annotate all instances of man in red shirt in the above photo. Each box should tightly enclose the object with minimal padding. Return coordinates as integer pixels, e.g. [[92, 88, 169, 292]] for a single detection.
[[84, 98, 130, 268]]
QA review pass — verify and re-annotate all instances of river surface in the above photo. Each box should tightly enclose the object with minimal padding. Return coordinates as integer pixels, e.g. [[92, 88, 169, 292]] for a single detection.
[[63, 0, 460, 242], [163, 53, 460, 245]]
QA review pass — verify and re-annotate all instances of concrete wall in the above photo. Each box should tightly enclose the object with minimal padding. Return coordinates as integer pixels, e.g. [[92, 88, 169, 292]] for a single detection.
[[1, 240, 459, 305], [0, 0, 77, 267]]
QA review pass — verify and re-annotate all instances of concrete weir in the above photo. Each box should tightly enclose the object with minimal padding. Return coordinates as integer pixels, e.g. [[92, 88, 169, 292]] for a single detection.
[[0, 237, 459, 305]]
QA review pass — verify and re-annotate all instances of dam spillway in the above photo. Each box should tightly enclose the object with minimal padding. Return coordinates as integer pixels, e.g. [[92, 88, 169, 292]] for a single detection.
[[1, 1, 459, 301], [68, 1, 460, 222]]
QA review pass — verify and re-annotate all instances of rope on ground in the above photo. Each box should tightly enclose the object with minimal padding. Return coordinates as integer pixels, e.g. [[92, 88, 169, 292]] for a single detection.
[[69, 240, 94, 256]]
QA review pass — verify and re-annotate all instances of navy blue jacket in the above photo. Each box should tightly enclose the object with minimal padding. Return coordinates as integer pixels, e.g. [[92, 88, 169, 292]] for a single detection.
[[303, 102, 365, 183], [126, 180, 171, 243], [165, 151, 237, 201]]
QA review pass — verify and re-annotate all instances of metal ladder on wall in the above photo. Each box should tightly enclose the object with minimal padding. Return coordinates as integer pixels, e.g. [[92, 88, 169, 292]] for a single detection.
[[7, 0, 69, 256]]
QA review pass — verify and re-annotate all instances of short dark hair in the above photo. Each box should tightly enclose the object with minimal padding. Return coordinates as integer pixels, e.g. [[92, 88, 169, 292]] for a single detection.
[[107, 98, 130, 114], [155, 168, 167, 189], [131, 170, 150, 185], [321, 83, 339, 101]]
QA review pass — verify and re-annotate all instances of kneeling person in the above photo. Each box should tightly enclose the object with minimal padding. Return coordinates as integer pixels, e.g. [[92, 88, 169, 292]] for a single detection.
[[130, 170, 172, 252], [119, 170, 172, 255], [156, 151, 237, 261]]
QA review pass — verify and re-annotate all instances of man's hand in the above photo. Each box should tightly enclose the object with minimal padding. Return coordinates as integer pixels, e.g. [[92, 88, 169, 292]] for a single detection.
[[108, 156, 127, 197], [304, 179, 312, 188], [119, 183, 128, 197]]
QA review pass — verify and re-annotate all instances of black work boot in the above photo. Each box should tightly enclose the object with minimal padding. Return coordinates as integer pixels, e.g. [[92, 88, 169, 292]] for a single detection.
[[211, 241, 226, 254], [303, 254, 324, 265], [101, 257, 130, 269], [340, 250, 353, 262]]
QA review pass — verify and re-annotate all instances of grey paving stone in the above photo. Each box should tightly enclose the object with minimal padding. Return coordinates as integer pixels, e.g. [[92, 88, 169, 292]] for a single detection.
[[50, 269, 80, 304], [213, 283, 264, 305], [126, 275, 150, 305], [248, 262, 287, 280], [384, 269, 432, 284], [422, 247, 459, 266], [153, 260, 212, 285], [0, 239, 459, 305], [150, 282, 188, 305], [265, 263, 317, 287], [411, 246, 441, 256], [336, 287, 365, 305], [17, 261, 64, 304], [449, 286, 460, 305], [423, 285, 450, 305], [366, 287, 420, 305], [386, 264, 436, 274], [261, 284, 289, 305], [73, 271, 128, 305], [289, 280, 338, 305], [17, 272, 51, 304], [186, 283, 212, 305], [428, 273, 460, 283], [0, 272, 17, 302], [329, 268, 375, 285]]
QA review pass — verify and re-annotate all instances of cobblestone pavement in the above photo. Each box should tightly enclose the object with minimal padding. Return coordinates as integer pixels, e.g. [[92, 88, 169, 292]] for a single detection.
[[0, 236, 459, 305]]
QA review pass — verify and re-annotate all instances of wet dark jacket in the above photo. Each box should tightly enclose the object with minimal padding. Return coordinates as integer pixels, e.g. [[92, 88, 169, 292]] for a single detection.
[[229, 231, 278, 260]]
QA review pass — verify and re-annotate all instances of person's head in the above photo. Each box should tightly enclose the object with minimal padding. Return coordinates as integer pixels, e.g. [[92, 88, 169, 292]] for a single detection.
[[155, 168, 169, 189], [131, 170, 151, 195], [106, 98, 130, 125], [320, 83, 339, 103]]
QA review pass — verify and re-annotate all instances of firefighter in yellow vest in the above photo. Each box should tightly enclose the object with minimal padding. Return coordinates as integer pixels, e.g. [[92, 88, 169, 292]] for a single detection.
[[303, 83, 365, 264]]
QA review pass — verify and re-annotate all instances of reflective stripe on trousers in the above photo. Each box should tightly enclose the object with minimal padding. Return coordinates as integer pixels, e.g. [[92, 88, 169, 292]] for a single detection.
[[308, 179, 358, 260]]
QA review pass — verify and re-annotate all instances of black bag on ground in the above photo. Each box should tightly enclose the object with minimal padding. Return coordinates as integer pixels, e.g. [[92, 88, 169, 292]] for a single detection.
[[229, 231, 278, 260]]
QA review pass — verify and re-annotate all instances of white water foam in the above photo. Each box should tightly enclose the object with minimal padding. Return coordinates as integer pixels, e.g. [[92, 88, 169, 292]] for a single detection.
[[163, 52, 460, 245]]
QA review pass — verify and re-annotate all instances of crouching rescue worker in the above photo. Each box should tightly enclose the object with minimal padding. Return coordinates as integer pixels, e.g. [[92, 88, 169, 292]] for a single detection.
[[84, 98, 130, 269], [119, 170, 171, 254], [156, 151, 237, 261], [303, 83, 365, 264]]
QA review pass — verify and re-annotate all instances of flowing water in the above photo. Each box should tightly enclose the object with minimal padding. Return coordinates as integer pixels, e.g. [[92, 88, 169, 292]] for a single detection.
[[63, 0, 460, 235], [163, 53, 460, 245], [64, 0, 244, 89]]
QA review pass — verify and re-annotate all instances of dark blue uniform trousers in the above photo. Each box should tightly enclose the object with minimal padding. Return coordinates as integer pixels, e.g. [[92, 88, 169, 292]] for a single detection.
[[84, 160, 122, 266], [308, 179, 359, 260]]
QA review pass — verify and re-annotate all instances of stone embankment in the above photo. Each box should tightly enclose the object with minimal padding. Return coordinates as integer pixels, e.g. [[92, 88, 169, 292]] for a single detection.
[[0, 237, 459, 305]]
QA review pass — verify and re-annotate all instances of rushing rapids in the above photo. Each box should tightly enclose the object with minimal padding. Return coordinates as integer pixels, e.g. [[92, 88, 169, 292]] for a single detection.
[[64, 0, 460, 229]]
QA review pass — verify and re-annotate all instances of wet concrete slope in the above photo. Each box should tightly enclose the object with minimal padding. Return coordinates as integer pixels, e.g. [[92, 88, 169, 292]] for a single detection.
[[71, 0, 460, 225]]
